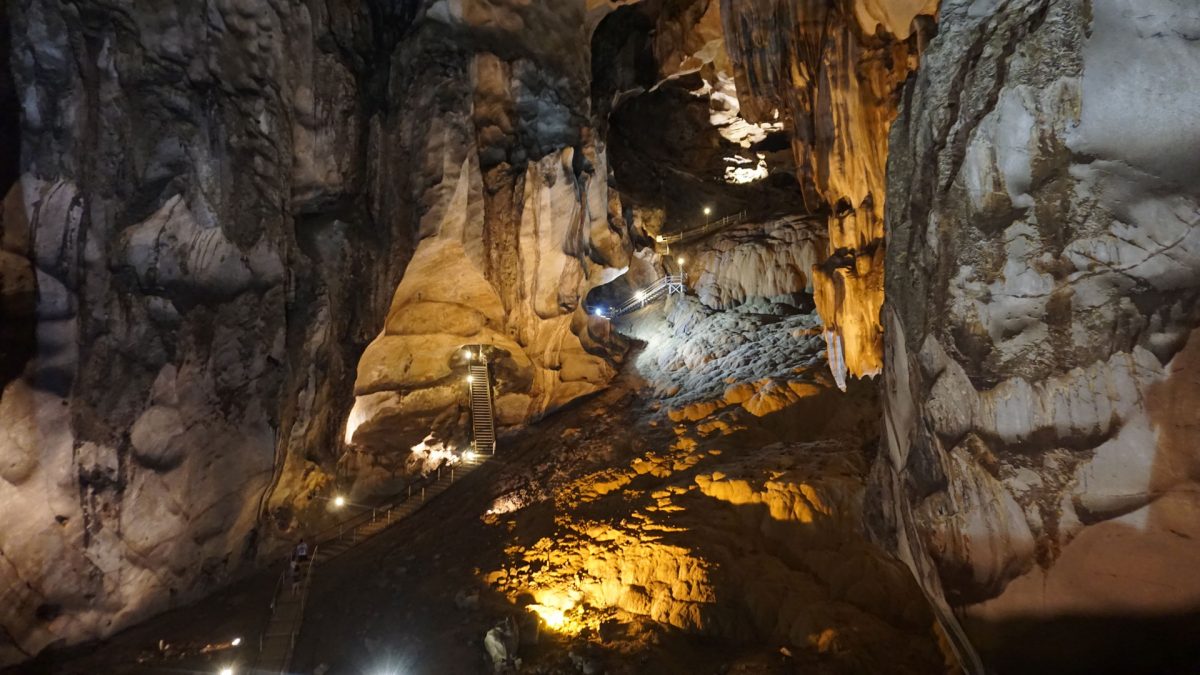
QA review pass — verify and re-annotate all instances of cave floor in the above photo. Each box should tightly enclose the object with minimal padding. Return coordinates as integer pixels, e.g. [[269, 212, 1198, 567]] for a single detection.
[[17, 346, 939, 675]]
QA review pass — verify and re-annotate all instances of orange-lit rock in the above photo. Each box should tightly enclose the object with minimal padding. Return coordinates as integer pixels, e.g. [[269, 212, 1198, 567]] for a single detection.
[[487, 394, 944, 672], [721, 0, 936, 387]]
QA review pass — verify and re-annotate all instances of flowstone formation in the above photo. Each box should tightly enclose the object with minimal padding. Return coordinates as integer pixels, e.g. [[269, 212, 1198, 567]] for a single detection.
[[874, 1, 1200, 670], [721, 0, 938, 387]]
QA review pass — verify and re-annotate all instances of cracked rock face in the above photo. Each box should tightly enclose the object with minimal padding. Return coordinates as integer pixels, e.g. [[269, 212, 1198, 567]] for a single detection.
[[873, 0, 1200, 669]]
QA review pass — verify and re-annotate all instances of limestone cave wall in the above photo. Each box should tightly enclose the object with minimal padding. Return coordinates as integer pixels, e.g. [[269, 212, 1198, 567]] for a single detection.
[[872, 1, 1200, 670], [0, 0, 637, 664]]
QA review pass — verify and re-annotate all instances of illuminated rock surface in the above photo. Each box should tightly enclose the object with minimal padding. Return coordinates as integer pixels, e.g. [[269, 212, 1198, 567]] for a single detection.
[[3, 0, 1200, 672], [874, 1, 1200, 671], [721, 0, 937, 387]]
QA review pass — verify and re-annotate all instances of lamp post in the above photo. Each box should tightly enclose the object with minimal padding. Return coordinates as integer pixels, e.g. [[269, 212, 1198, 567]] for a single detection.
[[703, 206, 712, 227]]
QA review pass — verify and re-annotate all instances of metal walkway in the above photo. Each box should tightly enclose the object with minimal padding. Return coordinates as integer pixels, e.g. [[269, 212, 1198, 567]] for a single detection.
[[253, 455, 491, 674], [654, 210, 748, 246], [611, 274, 686, 317]]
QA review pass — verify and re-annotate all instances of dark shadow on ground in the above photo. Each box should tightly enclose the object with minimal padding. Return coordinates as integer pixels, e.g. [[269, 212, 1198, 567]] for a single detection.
[[966, 612, 1200, 675]]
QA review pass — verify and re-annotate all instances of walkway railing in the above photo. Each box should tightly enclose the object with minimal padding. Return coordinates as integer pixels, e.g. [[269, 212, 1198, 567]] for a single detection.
[[655, 210, 748, 245], [255, 543, 318, 674], [611, 274, 685, 317], [254, 456, 488, 673]]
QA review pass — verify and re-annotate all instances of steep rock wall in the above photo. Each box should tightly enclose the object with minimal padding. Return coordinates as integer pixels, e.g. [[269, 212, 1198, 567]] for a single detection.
[[0, 0, 421, 664], [874, 1, 1200, 670], [0, 0, 635, 665]]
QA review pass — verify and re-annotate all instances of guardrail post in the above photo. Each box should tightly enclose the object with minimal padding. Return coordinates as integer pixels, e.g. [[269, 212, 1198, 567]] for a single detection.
[[451, 467, 455, 482], [421, 486, 426, 501]]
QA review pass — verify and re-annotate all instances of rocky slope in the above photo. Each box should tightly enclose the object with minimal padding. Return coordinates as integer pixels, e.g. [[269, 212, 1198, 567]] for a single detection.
[[874, 0, 1200, 670]]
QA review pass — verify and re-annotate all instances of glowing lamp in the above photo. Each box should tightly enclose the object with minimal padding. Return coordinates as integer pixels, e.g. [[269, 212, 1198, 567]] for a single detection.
[[333, 495, 346, 508], [703, 206, 712, 215], [466, 374, 474, 384], [464, 450, 476, 461], [529, 604, 567, 631], [462, 349, 472, 359], [231, 637, 242, 647], [676, 257, 685, 265], [219, 668, 235, 675]]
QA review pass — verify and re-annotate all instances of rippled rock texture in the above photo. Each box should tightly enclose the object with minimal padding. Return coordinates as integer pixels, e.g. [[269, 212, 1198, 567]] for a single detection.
[[873, 1, 1200, 670]]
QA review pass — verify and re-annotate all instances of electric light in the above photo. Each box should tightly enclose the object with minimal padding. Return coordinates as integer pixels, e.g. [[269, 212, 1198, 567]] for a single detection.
[[333, 495, 346, 508], [462, 349, 472, 359], [464, 450, 476, 461], [529, 603, 568, 631], [466, 374, 474, 384], [635, 291, 646, 302], [231, 637, 242, 647], [218, 668, 234, 675], [703, 206, 712, 215], [593, 307, 605, 317], [676, 257, 685, 265]]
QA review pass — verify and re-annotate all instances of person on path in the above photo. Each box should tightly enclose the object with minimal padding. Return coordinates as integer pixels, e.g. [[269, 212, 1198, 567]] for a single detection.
[[289, 558, 302, 594], [294, 539, 309, 563]]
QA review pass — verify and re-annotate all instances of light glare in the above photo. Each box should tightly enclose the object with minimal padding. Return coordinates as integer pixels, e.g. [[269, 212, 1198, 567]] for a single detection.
[[333, 495, 346, 508], [231, 637, 242, 647]]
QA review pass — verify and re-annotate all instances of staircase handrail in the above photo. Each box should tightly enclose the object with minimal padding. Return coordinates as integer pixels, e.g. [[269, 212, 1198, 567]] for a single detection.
[[612, 274, 684, 317]]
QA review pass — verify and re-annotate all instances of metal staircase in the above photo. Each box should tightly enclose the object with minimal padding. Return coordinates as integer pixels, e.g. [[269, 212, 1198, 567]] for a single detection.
[[469, 362, 496, 454], [254, 546, 317, 675]]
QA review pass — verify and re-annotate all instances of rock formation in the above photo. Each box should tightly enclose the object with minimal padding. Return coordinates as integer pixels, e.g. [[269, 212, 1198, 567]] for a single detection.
[[0, 0, 635, 664], [5, 0, 1199, 671], [873, 0, 1200, 669], [721, 0, 937, 387]]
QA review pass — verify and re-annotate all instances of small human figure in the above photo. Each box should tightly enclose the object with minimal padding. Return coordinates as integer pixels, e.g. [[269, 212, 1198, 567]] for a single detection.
[[294, 539, 309, 562], [289, 558, 302, 594]]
